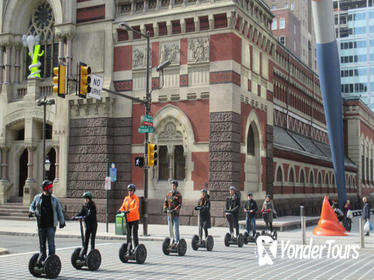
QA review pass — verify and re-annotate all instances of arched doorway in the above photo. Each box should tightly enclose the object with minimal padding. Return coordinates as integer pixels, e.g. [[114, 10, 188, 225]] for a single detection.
[[245, 122, 261, 192], [47, 148, 56, 181], [19, 149, 28, 197]]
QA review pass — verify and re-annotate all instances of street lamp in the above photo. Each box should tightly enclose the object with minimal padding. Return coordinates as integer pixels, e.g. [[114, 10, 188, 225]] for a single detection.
[[36, 96, 55, 180], [118, 21, 151, 236]]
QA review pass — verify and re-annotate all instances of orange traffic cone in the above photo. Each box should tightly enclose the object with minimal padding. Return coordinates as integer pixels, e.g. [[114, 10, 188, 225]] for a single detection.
[[313, 196, 347, 236]]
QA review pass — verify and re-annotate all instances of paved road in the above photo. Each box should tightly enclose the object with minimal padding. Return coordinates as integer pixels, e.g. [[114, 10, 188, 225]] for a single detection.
[[1, 235, 374, 280]]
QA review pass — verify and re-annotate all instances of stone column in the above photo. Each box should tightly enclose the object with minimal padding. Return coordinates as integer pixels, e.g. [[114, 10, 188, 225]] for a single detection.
[[57, 35, 64, 64], [14, 42, 22, 84], [26, 146, 34, 180], [0, 46, 4, 84], [0, 147, 11, 204], [53, 145, 60, 181], [66, 32, 75, 78], [0, 147, 9, 180], [23, 145, 37, 206], [4, 44, 12, 84]]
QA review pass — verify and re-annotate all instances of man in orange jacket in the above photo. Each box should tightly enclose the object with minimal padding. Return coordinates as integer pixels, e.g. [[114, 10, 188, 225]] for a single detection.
[[118, 184, 140, 248]]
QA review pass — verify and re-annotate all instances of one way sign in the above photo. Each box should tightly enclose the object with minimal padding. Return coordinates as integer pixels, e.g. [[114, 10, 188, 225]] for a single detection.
[[88, 74, 103, 100]]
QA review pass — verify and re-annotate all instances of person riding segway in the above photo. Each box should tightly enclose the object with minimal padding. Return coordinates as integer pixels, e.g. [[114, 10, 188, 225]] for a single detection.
[[162, 180, 187, 256], [118, 184, 147, 264], [261, 194, 277, 240], [243, 192, 259, 244], [28, 180, 65, 279], [71, 192, 101, 271], [224, 186, 244, 247], [191, 188, 214, 251]]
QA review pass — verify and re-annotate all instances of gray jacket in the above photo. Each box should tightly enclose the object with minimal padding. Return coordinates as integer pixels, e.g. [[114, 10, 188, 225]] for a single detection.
[[29, 193, 65, 228]]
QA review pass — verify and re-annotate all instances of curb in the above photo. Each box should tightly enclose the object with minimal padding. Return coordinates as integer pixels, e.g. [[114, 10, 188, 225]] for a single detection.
[[0, 231, 164, 242], [0, 248, 9, 255]]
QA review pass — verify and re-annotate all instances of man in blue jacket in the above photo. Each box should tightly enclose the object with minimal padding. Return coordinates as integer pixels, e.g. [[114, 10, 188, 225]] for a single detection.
[[362, 196, 370, 236], [29, 180, 65, 262]]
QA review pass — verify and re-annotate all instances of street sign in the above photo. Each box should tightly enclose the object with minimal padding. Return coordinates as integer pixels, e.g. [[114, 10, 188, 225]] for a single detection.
[[144, 115, 153, 122], [105, 176, 111, 190], [110, 167, 117, 182], [88, 74, 103, 100], [143, 121, 153, 127], [138, 125, 155, 133]]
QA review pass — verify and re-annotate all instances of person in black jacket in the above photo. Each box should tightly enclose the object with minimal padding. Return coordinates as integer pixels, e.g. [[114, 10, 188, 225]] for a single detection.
[[195, 189, 211, 240], [362, 196, 370, 236], [224, 186, 240, 237], [244, 192, 258, 237], [73, 192, 98, 256]]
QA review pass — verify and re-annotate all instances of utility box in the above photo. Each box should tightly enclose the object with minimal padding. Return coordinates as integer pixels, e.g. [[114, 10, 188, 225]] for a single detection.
[[115, 213, 127, 235]]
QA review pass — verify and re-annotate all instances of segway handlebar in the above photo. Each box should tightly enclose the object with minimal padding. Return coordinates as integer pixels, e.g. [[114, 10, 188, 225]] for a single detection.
[[71, 216, 84, 221]]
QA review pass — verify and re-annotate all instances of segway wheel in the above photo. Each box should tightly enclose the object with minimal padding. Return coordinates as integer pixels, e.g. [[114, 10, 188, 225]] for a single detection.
[[272, 231, 277, 241], [29, 253, 42, 277], [87, 249, 101, 271], [243, 232, 249, 245], [162, 237, 171, 255], [177, 239, 187, 256], [119, 243, 129, 263], [71, 248, 83, 270], [206, 235, 214, 251], [191, 235, 199, 251], [224, 233, 231, 247], [238, 233, 244, 248], [135, 244, 147, 264], [44, 254, 61, 279]]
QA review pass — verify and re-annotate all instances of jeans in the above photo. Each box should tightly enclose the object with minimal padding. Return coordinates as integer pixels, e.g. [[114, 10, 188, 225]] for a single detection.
[[127, 220, 139, 250], [38, 227, 56, 261], [82, 224, 97, 255], [263, 215, 273, 231], [199, 225, 208, 240], [246, 215, 256, 236], [226, 213, 239, 236], [168, 215, 180, 242]]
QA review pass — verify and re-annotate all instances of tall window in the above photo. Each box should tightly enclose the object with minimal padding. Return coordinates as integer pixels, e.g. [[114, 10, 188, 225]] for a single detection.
[[279, 18, 286, 29], [25, 2, 57, 79], [276, 167, 283, 182], [157, 121, 186, 181], [247, 125, 255, 155], [289, 169, 295, 182], [159, 146, 169, 180], [279, 36, 285, 45], [362, 155, 365, 181], [272, 20, 277, 30]]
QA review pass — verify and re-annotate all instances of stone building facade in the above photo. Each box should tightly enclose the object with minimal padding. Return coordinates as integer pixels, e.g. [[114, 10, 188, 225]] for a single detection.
[[0, 0, 368, 225]]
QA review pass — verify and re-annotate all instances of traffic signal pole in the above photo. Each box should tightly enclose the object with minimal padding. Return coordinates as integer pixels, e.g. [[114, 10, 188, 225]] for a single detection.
[[143, 33, 150, 236]]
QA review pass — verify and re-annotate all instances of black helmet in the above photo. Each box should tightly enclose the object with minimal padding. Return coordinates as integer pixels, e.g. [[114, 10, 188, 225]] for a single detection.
[[41, 180, 53, 191], [247, 192, 253, 197], [82, 192, 92, 199], [171, 180, 178, 187], [127, 184, 136, 192], [201, 188, 207, 193]]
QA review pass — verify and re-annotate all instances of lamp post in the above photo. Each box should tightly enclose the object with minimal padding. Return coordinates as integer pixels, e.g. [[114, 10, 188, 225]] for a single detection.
[[118, 21, 151, 236], [36, 96, 55, 180]]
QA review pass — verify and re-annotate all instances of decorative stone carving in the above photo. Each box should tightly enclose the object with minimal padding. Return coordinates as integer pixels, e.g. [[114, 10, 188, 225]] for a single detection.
[[132, 45, 152, 69], [160, 41, 180, 65], [188, 37, 209, 63], [158, 122, 183, 142]]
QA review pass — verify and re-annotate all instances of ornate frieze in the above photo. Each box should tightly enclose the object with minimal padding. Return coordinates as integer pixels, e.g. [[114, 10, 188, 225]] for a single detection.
[[188, 37, 209, 63], [160, 41, 179, 65]]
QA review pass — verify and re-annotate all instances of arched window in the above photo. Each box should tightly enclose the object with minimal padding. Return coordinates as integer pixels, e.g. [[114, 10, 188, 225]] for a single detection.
[[325, 173, 329, 185], [174, 145, 185, 180], [24, 2, 57, 79], [318, 173, 322, 185], [158, 146, 169, 180], [276, 167, 283, 182], [289, 169, 295, 182], [247, 124, 255, 155], [309, 172, 314, 185], [300, 170, 305, 184]]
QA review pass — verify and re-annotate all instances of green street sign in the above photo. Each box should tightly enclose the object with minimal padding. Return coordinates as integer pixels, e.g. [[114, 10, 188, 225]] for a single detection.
[[138, 126, 155, 133], [144, 115, 153, 122]]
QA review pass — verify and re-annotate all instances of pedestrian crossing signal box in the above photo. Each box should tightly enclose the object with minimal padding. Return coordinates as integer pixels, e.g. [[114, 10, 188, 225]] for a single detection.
[[135, 156, 145, 168]]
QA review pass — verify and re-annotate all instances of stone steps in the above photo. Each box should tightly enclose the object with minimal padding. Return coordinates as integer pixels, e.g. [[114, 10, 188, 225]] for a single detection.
[[0, 203, 29, 221]]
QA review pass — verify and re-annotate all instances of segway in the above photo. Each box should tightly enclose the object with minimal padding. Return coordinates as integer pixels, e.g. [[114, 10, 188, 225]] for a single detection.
[[118, 211, 147, 264], [28, 214, 61, 279], [191, 208, 214, 251], [162, 210, 187, 256], [243, 231, 260, 244], [224, 212, 244, 247], [71, 216, 101, 271]]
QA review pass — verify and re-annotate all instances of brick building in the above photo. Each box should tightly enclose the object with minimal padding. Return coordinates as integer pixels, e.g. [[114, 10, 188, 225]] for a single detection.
[[0, 0, 368, 225]]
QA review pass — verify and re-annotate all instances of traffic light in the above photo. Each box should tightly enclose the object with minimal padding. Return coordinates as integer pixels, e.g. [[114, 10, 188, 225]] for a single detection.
[[135, 156, 145, 168], [52, 64, 67, 98], [148, 144, 157, 167], [78, 62, 91, 98]]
